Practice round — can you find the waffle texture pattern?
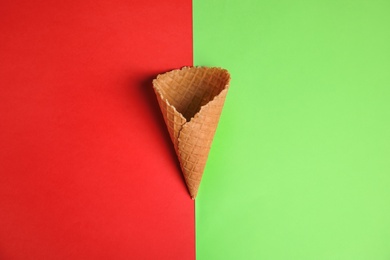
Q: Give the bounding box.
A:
[153,67,230,199]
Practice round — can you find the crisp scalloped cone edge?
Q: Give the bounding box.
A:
[152,67,230,199]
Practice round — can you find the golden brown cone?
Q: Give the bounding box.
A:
[152,67,230,199]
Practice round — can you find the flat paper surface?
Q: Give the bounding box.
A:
[0,1,194,259]
[194,0,390,259]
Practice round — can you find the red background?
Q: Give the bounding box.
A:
[0,0,194,259]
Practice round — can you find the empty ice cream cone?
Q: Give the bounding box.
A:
[152,66,230,199]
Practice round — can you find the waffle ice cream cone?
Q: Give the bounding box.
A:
[152,67,230,199]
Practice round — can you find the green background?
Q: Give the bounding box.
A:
[194,0,390,259]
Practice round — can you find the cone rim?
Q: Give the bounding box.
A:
[152,66,230,124]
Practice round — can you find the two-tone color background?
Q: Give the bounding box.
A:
[1,0,389,259]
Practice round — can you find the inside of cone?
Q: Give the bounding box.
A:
[154,67,230,121]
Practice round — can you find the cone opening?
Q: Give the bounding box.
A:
[153,67,230,122]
